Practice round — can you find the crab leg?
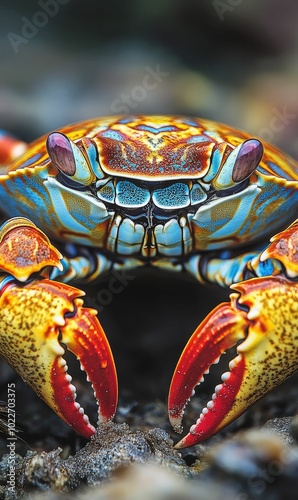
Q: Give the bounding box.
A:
[0,218,118,439]
[169,276,298,448]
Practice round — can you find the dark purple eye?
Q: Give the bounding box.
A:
[232,139,263,183]
[46,132,76,176]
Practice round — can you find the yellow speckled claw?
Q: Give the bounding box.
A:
[0,219,118,439]
[169,276,298,448]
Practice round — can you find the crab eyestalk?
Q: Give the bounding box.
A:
[0,218,118,438]
[168,276,298,449]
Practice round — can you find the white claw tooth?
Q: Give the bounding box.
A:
[207,401,214,409]
[202,407,208,415]
[59,358,67,367]
[190,425,196,434]
[229,359,236,370]
[74,402,80,410]
[64,364,69,372]
[213,357,220,364]
[199,376,205,383]
[66,374,72,382]
[247,306,260,320]
[69,384,76,394]
[215,384,223,393]
[79,407,84,415]
[229,354,242,370]
[200,413,203,420]
[221,372,231,382]
[204,368,210,375]
[191,389,196,396]
[212,393,217,400]
[83,415,90,423]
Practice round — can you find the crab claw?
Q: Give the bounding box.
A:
[0,218,118,439]
[168,276,298,448]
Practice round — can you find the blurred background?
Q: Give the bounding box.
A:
[1,0,298,156]
[0,0,298,452]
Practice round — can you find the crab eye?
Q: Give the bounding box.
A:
[210,139,263,191]
[47,132,96,186]
[232,139,263,183]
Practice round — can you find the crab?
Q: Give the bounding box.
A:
[0,115,297,448]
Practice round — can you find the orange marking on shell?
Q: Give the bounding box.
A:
[94,133,214,180]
